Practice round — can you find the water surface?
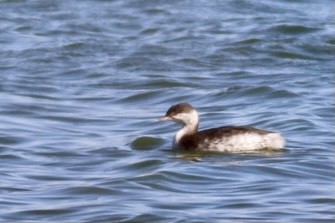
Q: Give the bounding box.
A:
[0,0,334,222]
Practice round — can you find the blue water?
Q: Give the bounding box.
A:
[0,0,334,222]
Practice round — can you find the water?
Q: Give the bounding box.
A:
[0,0,334,222]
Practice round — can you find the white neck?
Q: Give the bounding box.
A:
[174,125,192,145]
[172,110,199,146]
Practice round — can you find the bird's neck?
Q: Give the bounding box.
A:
[174,123,198,145]
[173,109,199,146]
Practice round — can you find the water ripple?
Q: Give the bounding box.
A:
[0,0,334,222]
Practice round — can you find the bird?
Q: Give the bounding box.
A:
[160,102,285,152]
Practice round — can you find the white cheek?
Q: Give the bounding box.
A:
[173,110,198,126]
[173,113,188,121]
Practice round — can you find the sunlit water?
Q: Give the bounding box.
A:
[0,0,334,222]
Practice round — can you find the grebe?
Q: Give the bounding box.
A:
[160,103,285,152]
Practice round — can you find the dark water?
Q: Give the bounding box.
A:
[1,0,334,222]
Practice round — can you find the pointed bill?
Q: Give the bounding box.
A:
[159,116,172,121]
